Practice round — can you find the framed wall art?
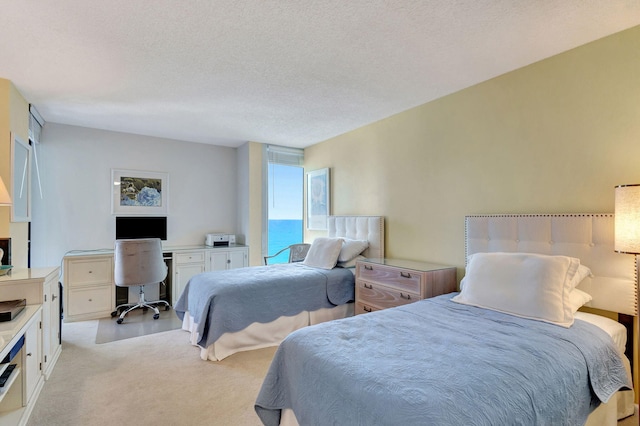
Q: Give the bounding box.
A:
[111,169,168,215]
[307,168,330,230]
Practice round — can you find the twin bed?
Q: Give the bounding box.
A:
[254,214,637,426]
[174,215,384,361]
[173,213,636,425]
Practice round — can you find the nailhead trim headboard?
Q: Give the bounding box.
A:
[465,214,638,316]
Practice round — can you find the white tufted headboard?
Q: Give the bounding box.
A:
[328,216,385,259]
[465,214,638,316]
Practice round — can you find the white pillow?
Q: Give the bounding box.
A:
[338,239,369,262]
[303,238,344,270]
[452,252,581,327]
[568,288,592,313]
[570,264,592,289]
[337,255,365,269]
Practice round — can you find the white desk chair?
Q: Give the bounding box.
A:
[112,238,170,324]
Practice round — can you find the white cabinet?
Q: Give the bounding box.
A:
[0,267,60,383]
[42,272,61,379]
[23,314,41,405]
[173,251,206,303]
[209,246,247,271]
[174,246,248,301]
[0,304,45,426]
[63,255,114,322]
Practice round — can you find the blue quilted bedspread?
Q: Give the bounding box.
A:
[174,263,354,348]
[255,293,632,426]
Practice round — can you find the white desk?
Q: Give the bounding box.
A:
[62,244,249,322]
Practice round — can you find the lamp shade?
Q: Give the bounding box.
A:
[0,176,11,206]
[614,184,640,254]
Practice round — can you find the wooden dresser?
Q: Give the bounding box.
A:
[355,258,457,314]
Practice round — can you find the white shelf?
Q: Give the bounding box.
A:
[0,366,21,404]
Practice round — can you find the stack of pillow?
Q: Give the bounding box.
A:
[302,237,369,270]
[452,252,593,327]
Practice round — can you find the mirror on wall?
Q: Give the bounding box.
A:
[11,134,31,222]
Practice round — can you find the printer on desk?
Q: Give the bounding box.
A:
[205,233,236,247]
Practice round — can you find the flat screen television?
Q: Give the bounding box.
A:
[115,216,167,241]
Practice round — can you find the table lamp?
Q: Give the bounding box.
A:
[614,184,640,406]
[615,184,640,255]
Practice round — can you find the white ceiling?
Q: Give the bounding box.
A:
[1,1,638,149]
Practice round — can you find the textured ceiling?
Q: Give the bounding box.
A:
[1,1,639,148]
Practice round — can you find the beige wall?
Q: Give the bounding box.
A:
[305,25,640,275]
[0,78,30,267]
[304,25,640,403]
[0,80,11,239]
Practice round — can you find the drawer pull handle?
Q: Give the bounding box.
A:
[363,306,372,312]
[400,293,411,300]
[363,283,373,289]
[364,265,373,270]
[400,272,412,279]
[52,295,57,301]
[88,298,93,302]
[88,271,93,274]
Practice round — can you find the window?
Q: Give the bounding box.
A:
[264,145,304,264]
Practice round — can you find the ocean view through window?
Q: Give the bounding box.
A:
[267,163,303,264]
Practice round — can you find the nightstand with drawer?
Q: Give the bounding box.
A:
[355,258,457,314]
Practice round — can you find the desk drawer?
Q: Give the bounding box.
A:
[67,286,113,316]
[356,280,419,310]
[175,252,205,264]
[357,263,422,294]
[67,258,112,287]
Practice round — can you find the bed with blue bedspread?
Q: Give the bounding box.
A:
[174,263,354,353]
[175,215,385,361]
[255,293,631,426]
[255,214,638,426]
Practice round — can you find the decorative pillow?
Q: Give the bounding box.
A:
[452,252,582,327]
[338,239,369,262]
[568,288,592,313]
[570,264,592,289]
[337,255,365,269]
[303,238,344,270]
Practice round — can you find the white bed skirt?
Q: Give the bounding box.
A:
[181,303,354,361]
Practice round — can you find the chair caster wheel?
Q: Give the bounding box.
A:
[164,305,170,311]
[153,313,160,320]
[111,311,118,317]
[116,318,124,324]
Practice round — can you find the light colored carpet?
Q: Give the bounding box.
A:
[27,320,277,426]
[95,307,183,344]
[26,319,640,426]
